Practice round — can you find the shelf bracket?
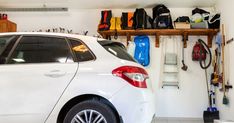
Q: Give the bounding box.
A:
[155,33,160,47]
[207,34,214,48]
[126,33,131,46]
[98,29,219,48]
[182,32,188,48]
[101,33,108,39]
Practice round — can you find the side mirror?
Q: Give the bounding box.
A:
[0,57,7,64]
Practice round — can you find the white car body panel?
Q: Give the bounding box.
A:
[0,32,156,123]
[0,63,78,123]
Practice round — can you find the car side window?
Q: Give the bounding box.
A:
[69,39,95,62]
[8,36,74,64]
[0,35,19,64]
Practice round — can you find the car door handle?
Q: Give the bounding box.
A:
[44,70,66,78]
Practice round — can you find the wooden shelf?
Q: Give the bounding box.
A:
[0,20,17,33]
[98,29,219,48]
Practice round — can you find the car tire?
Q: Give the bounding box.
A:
[63,99,118,123]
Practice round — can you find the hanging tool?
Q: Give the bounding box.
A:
[67,30,73,34]
[211,48,221,86]
[220,24,229,105]
[198,39,212,69]
[192,38,212,70]
[203,60,220,123]
[205,61,219,112]
[53,28,58,32]
[222,33,233,97]
[226,38,234,44]
[193,38,219,122]
[211,32,223,85]
[83,31,88,35]
[59,27,65,33]
[181,37,188,71]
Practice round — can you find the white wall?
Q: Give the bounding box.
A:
[7,9,101,35]
[6,7,213,118]
[216,0,234,121]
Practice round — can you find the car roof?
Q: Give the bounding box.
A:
[0,32,96,40]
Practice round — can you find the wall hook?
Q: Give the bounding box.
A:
[226,38,234,44]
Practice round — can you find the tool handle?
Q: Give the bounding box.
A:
[221,24,226,93]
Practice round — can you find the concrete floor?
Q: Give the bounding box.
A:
[154,118,203,123]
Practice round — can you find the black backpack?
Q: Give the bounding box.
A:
[132,8,152,29]
[121,12,134,30]
[98,10,112,31]
[152,4,173,29]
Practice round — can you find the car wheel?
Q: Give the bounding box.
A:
[63,99,118,123]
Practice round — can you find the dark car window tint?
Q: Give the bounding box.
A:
[69,39,95,62]
[0,36,18,56]
[0,36,19,64]
[98,41,136,62]
[8,36,73,64]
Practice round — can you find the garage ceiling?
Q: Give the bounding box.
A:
[0,0,217,9]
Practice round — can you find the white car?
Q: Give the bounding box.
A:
[0,32,155,123]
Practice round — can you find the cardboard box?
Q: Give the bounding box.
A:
[214,120,234,123]
[174,22,190,29]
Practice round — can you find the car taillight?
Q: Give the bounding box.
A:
[112,66,149,88]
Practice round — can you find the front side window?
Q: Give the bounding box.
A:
[8,36,73,64]
[69,39,95,62]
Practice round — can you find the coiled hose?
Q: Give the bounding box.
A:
[198,39,212,69]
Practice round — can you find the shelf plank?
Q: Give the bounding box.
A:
[98,29,219,48]
[0,20,17,32]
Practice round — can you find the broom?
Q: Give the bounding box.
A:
[221,24,229,105]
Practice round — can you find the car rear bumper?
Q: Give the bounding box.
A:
[109,85,156,123]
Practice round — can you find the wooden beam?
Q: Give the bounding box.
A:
[98,29,219,48]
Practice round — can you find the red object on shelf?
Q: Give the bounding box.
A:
[2,14,8,20]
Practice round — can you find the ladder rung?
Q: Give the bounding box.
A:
[162,82,180,89]
[162,81,179,85]
[163,71,179,73]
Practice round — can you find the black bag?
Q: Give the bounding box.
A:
[145,15,153,29]
[152,4,173,29]
[192,8,210,21]
[98,10,112,31]
[175,16,190,23]
[132,8,152,29]
[192,8,210,15]
[121,12,134,30]
[153,4,170,19]
[208,14,220,29]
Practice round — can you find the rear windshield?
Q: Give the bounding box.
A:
[98,41,136,62]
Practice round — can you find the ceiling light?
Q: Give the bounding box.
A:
[0,7,68,12]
